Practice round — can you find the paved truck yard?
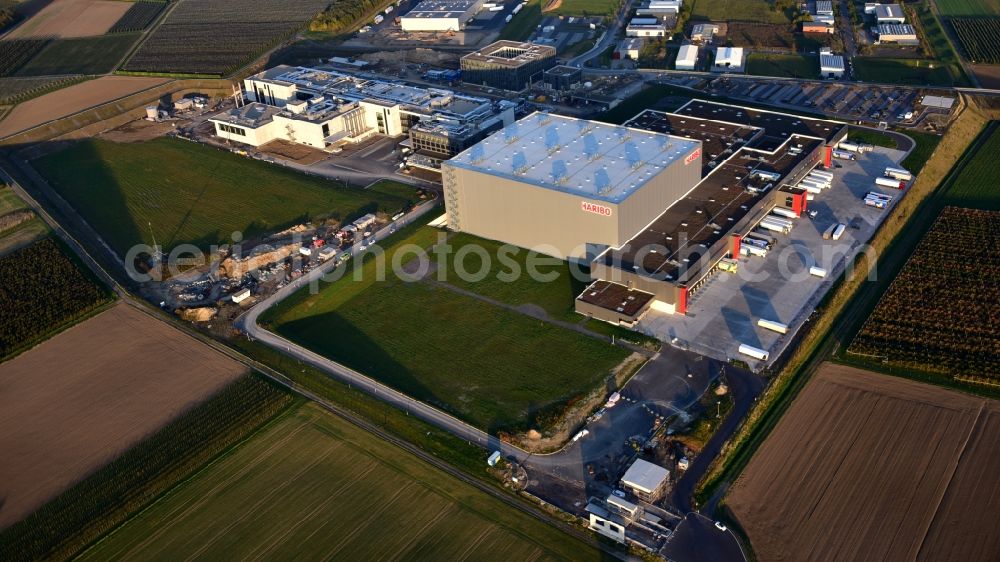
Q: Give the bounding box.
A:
[637,144,907,369]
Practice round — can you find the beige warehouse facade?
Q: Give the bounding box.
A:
[442,113,703,261]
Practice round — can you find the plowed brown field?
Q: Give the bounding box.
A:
[728,363,1000,562]
[0,303,245,529]
[6,0,131,39]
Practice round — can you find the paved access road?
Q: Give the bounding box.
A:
[662,513,747,562]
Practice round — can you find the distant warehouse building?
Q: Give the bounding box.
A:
[675,44,698,70]
[442,112,703,262]
[460,41,557,90]
[626,21,667,37]
[875,23,918,44]
[820,50,845,78]
[400,0,483,31]
[874,3,905,23]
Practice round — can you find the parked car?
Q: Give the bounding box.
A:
[715,521,728,532]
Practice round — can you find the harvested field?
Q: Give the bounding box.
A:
[0,76,167,139]
[0,302,246,529]
[727,363,1000,562]
[78,402,602,561]
[971,63,1000,88]
[14,33,139,77]
[6,0,132,39]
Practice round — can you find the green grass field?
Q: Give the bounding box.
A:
[78,402,602,561]
[266,224,630,431]
[15,34,140,77]
[852,57,954,86]
[33,138,417,255]
[437,233,588,321]
[942,122,1000,208]
[500,0,543,40]
[548,0,620,16]
[0,187,48,257]
[690,0,791,24]
[910,2,970,86]
[935,0,999,17]
[900,129,941,174]
[745,53,819,79]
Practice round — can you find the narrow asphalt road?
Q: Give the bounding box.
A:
[669,365,765,514]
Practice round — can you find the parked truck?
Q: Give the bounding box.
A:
[757,318,789,334]
[772,206,799,219]
[884,167,912,181]
[832,149,856,160]
[875,177,905,190]
[374,14,384,24]
[738,343,769,361]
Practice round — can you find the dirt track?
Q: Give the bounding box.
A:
[0,76,167,139]
[0,303,245,529]
[728,363,1000,562]
[5,0,131,39]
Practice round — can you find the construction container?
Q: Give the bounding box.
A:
[757,318,789,334]
[738,343,769,361]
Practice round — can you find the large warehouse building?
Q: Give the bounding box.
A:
[442,112,703,261]
[210,65,514,164]
[443,100,848,321]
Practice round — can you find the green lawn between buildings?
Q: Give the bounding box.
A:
[745,53,820,79]
[852,57,955,86]
[32,138,418,255]
[264,223,632,432]
[690,0,792,24]
[77,402,603,561]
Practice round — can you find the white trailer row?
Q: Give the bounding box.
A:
[884,166,912,181]
[822,223,847,240]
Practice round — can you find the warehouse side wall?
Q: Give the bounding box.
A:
[443,164,623,261]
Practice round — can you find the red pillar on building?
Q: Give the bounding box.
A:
[677,287,688,315]
[792,191,807,216]
[730,234,742,258]
[823,145,833,168]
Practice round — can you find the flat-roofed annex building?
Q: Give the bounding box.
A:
[460,41,557,91]
[442,112,703,261]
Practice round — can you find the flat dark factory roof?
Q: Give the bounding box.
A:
[624,110,761,174]
[578,280,655,316]
[600,134,824,283]
[674,100,845,152]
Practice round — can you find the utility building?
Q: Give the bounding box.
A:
[620,459,670,503]
[442,112,703,262]
[675,44,698,70]
[460,41,557,91]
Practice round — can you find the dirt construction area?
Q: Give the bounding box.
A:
[5,0,132,38]
[0,303,246,529]
[0,76,167,139]
[727,363,1000,562]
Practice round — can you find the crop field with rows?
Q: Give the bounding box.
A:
[0,40,48,76]
[848,207,1000,381]
[951,18,1000,64]
[108,1,166,33]
[122,0,332,76]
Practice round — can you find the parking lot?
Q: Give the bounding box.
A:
[636,145,907,370]
[657,75,955,133]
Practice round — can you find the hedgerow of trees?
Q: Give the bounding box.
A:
[0,238,110,357]
[310,0,393,33]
